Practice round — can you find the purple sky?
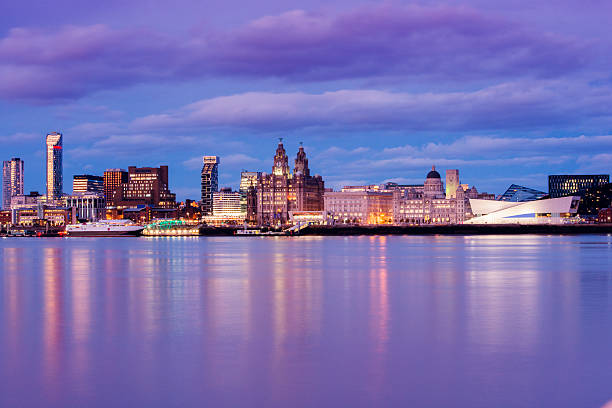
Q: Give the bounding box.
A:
[2,0,612,199]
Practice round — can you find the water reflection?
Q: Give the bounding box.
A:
[0,236,611,407]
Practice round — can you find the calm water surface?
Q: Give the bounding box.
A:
[1,235,612,407]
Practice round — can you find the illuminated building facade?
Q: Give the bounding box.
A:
[112,166,176,209]
[324,189,394,224]
[445,169,460,199]
[256,141,324,226]
[577,183,612,215]
[46,132,63,201]
[65,193,106,221]
[73,174,104,195]
[12,204,75,226]
[548,174,609,198]
[598,208,612,223]
[103,169,128,206]
[2,157,24,209]
[201,156,219,215]
[393,167,472,224]
[240,171,261,217]
[203,188,244,225]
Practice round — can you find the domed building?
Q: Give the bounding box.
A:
[392,166,472,224]
[424,166,445,199]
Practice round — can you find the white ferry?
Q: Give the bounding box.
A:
[65,220,144,237]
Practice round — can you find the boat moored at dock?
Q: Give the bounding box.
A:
[65,220,144,237]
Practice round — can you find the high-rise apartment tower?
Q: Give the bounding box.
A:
[46,132,63,201]
[2,157,24,209]
[201,156,220,215]
[104,169,128,206]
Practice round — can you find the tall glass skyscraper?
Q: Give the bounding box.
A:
[46,132,63,201]
[2,157,24,209]
[201,156,219,215]
[240,171,261,216]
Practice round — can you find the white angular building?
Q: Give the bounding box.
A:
[465,196,581,224]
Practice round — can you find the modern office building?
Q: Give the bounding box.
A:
[498,184,547,202]
[46,132,63,201]
[203,188,244,225]
[103,169,128,206]
[466,196,580,224]
[201,156,219,215]
[577,183,612,215]
[73,174,104,195]
[239,171,261,216]
[548,174,609,198]
[2,157,24,209]
[112,166,176,209]
[256,141,325,226]
[598,208,612,223]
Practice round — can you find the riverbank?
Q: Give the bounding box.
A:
[299,224,612,235]
[4,224,612,237]
[196,224,612,236]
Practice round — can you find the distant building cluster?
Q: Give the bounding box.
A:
[1,134,612,228]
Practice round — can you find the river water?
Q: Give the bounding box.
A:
[1,235,612,407]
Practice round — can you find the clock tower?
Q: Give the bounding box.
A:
[272,138,290,176]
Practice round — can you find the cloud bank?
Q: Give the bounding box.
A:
[0,4,589,101]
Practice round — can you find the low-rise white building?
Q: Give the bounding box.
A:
[465,196,581,224]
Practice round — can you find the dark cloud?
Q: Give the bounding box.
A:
[0,4,590,102]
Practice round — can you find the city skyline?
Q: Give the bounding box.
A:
[1,133,611,205]
[2,1,612,200]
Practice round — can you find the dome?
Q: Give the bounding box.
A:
[426,165,441,179]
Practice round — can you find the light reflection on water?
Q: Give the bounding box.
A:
[1,235,612,407]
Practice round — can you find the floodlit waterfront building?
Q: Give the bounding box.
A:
[324,188,394,225]
[393,167,473,224]
[203,188,244,225]
[326,168,481,225]
[46,132,63,201]
[2,158,24,209]
[256,141,324,226]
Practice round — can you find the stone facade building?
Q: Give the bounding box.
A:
[393,167,470,224]
[255,141,324,226]
[324,189,394,225]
